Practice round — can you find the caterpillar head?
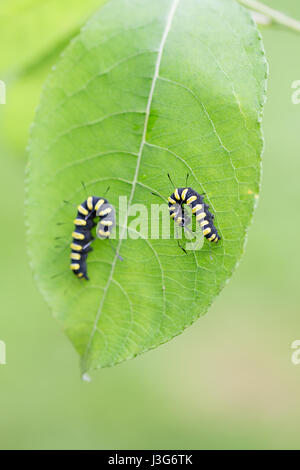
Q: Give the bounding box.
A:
[96,203,116,240]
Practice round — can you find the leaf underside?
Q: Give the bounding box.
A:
[26,0,267,372]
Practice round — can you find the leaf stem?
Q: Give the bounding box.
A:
[237,0,300,33]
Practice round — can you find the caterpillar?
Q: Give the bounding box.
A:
[168,187,220,243]
[70,196,116,280]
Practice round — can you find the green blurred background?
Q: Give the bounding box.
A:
[0,0,299,450]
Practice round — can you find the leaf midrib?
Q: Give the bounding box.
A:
[82,0,180,368]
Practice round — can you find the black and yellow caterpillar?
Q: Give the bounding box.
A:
[70,196,115,280]
[168,187,220,243]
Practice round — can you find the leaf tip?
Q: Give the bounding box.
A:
[81,372,92,383]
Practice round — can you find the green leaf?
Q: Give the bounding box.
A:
[26,0,267,373]
[1,54,56,155]
[0,0,107,154]
[0,0,107,77]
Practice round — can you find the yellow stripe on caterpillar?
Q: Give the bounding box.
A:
[187,195,197,205]
[70,264,80,271]
[214,237,219,243]
[170,212,176,218]
[203,227,211,236]
[74,218,87,226]
[100,220,113,227]
[174,189,180,200]
[78,273,84,278]
[99,207,112,216]
[200,220,209,227]
[72,232,85,240]
[98,229,109,237]
[77,205,88,216]
[70,253,81,260]
[192,204,203,213]
[196,212,206,221]
[87,197,93,211]
[70,243,82,251]
[181,188,188,200]
[95,199,105,211]
[168,197,176,204]
[208,234,216,241]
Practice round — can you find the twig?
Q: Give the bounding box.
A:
[250,11,272,26]
[238,0,300,33]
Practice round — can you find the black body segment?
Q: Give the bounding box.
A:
[70,196,116,280]
[168,187,220,243]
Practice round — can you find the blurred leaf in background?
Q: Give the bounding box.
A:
[0,0,107,154]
